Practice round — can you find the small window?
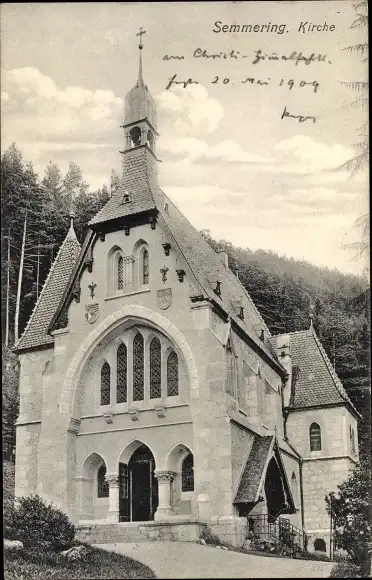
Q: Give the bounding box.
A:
[167,351,179,396]
[182,454,194,492]
[150,337,161,399]
[142,248,149,285]
[133,333,144,401]
[97,464,109,498]
[116,343,127,403]
[310,422,321,452]
[117,255,124,290]
[101,362,111,406]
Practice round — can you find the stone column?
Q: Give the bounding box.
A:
[106,473,120,523]
[154,470,177,520]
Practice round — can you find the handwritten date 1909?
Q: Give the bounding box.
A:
[165,74,319,94]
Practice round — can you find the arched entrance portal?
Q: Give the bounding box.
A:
[119,445,159,522]
[264,457,287,522]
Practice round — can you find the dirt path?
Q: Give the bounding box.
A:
[98,541,334,578]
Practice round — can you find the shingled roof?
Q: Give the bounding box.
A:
[89,146,157,226]
[152,187,282,368]
[235,435,273,503]
[15,224,81,353]
[269,329,355,410]
[54,143,283,371]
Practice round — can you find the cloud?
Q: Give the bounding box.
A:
[275,135,354,172]
[1,67,123,149]
[156,84,224,134]
[1,91,10,104]
[159,136,269,164]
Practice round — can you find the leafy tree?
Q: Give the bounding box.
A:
[325,458,371,576]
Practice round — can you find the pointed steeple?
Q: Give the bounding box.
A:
[137,27,145,87]
[123,28,157,140]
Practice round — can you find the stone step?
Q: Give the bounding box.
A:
[76,521,205,544]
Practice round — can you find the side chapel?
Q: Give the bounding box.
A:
[14,34,359,551]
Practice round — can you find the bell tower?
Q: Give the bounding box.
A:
[122,28,158,154]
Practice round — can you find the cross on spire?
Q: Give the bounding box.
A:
[137,26,146,49]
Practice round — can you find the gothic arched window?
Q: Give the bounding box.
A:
[142,248,149,285]
[97,464,109,498]
[310,422,321,452]
[167,351,179,396]
[182,454,194,492]
[130,126,141,147]
[117,254,124,290]
[116,343,127,403]
[101,362,111,406]
[133,333,144,401]
[150,337,161,399]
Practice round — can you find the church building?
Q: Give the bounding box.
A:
[14,36,359,552]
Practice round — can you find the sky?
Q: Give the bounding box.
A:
[1,1,369,276]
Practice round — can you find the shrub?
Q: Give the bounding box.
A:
[310,550,331,561]
[5,494,75,551]
[199,525,222,546]
[333,550,351,562]
[329,561,362,578]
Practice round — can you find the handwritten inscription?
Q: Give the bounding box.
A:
[166,74,319,94]
[163,49,332,65]
[281,106,316,124]
[163,47,327,123]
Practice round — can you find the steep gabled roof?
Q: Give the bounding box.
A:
[89,146,157,227]
[153,187,282,370]
[234,435,295,514]
[14,224,81,353]
[48,148,284,373]
[235,435,273,503]
[269,328,356,412]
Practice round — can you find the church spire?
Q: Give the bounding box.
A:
[136,26,146,87]
[123,28,158,152]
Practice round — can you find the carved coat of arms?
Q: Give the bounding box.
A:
[157,288,172,310]
[85,303,100,324]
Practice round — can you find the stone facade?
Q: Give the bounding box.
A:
[14,41,359,551]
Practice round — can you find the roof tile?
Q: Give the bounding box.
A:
[235,435,273,503]
[15,226,81,352]
[269,329,353,409]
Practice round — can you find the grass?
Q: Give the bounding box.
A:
[4,544,156,579]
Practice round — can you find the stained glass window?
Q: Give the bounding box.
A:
[167,351,179,396]
[182,454,194,492]
[101,362,111,406]
[310,422,321,451]
[116,343,127,403]
[150,337,161,399]
[97,464,109,498]
[133,333,144,401]
[143,249,149,284]
[117,255,124,290]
